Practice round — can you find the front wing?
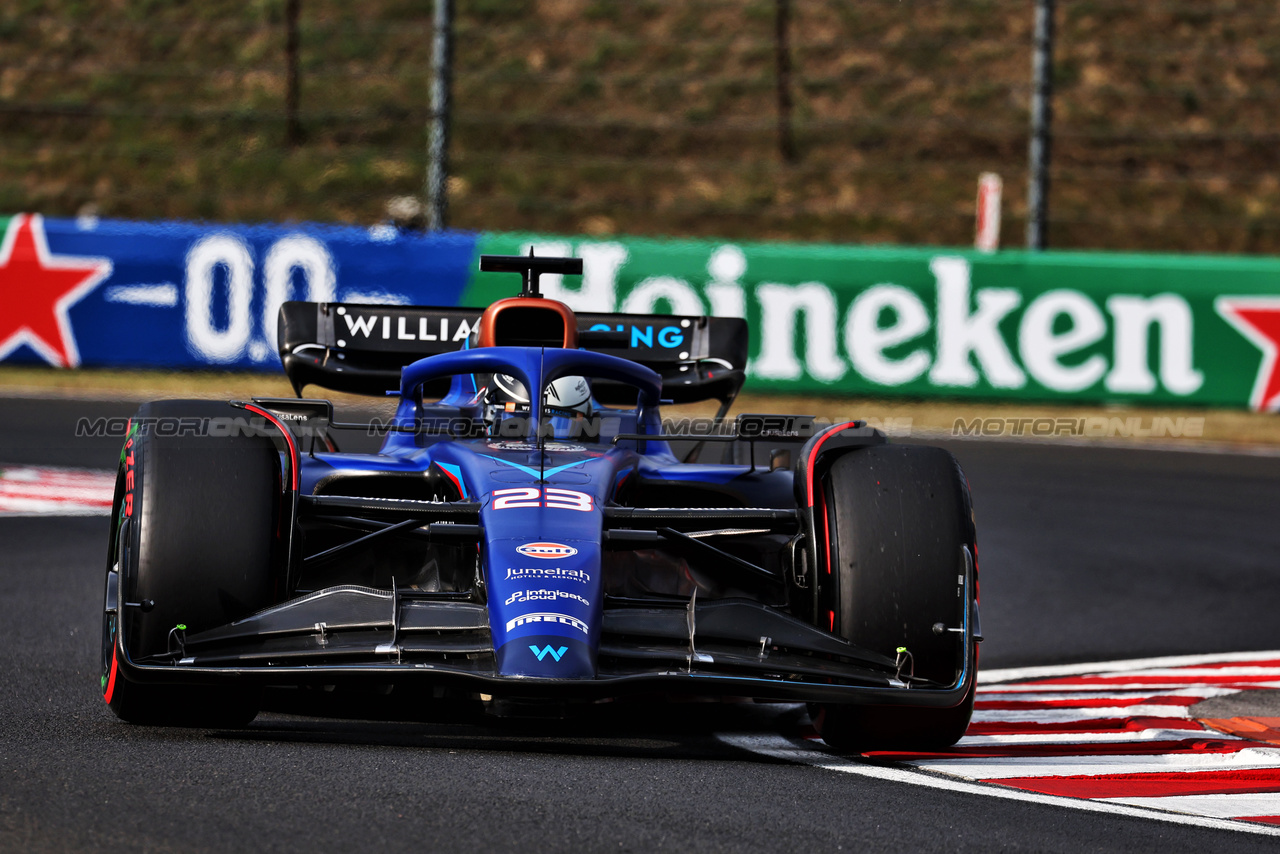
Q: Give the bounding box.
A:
[108,545,977,709]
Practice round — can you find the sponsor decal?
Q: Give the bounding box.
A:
[515,542,579,560]
[265,409,309,422]
[491,487,594,512]
[506,566,590,583]
[529,644,568,662]
[587,322,686,350]
[750,257,1208,395]
[497,239,1227,404]
[123,428,136,517]
[505,589,590,607]
[505,612,590,635]
[335,307,477,345]
[735,413,821,439]
[487,440,587,453]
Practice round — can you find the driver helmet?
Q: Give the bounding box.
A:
[487,373,593,419]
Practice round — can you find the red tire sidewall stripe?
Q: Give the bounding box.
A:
[244,404,300,492]
[103,643,119,704]
[804,421,861,507]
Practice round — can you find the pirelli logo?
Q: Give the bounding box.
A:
[505,612,589,635]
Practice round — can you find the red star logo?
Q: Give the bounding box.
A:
[1216,296,1280,412]
[0,214,113,368]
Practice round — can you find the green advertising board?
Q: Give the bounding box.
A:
[465,233,1280,411]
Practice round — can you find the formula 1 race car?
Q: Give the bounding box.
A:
[100,254,980,750]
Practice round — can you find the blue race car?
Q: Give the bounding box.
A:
[101,254,980,749]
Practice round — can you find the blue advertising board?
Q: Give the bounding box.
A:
[0,213,477,370]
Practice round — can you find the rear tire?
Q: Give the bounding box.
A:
[102,400,281,726]
[814,444,977,751]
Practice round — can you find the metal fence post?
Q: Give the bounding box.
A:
[775,0,797,163]
[1027,0,1054,250]
[285,0,301,148]
[426,0,453,232]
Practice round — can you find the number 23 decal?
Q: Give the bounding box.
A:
[491,487,594,512]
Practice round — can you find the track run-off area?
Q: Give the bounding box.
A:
[724,652,1280,838]
[4,396,1280,852]
[0,465,114,516]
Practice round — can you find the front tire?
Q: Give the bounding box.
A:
[102,400,282,726]
[814,444,978,751]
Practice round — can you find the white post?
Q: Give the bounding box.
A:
[975,173,1003,253]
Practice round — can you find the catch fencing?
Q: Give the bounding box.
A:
[6,2,1280,252]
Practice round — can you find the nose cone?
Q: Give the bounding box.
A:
[486,539,603,680]
[467,443,617,681]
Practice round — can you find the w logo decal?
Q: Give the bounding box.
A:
[529,644,568,662]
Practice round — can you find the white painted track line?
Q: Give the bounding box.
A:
[719,651,1280,837]
[716,732,1280,838]
[1099,792,1280,819]
[903,748,1280,779]
[980,650,1280,684]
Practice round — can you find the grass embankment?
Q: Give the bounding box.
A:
[2,365,1275,450]
[5,2,1280,251]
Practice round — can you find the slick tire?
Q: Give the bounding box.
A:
[102,400,281,727]
[813,444,978,752]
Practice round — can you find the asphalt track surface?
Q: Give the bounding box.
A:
[3,396,1280,852]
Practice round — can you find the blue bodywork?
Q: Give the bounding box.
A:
[103,275,979,736]
[297,344,761,681]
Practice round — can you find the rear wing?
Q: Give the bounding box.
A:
[277,301,748,405]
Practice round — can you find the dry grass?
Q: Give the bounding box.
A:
[5,2,1280,250]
